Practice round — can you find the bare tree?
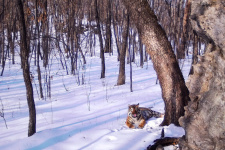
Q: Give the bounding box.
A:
[35,0,44,99]
[122,0,190,126]
[189,31,199,75]
[104,0,112,54]
[17,0,36,137]
[95,0,105,78]
[117,10,129,85]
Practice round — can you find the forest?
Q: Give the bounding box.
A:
[0,0,224,149]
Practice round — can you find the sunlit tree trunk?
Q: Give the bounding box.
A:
[179,1,225,148]
[122,0,190,126]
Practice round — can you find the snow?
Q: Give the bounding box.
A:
[0,53,191,150]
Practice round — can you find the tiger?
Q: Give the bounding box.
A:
[126,103,164,129]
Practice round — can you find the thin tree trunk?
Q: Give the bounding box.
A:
[117,11,129,85]
[95,0,105,78]
[189,32,198,75]
[182,0,191,55]
[112,1,120,61]
[128,30,133,92]
[0,1,5,76]
[132,31,136,62]
[104,0,112,53]
[122,0,190,126]
[176,0,186,59]
[12,23,16,65]
[77,19,86,65]
[42,0,49,68]
[36,0,43,99]
[18,0,36,137]
[0,28,5,76]
[139,35,144,68]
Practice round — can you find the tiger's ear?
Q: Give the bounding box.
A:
[136,103,139,108]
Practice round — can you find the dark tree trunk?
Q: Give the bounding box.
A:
[18,0,36,137]
[132,31,136,62]
[117,11,129,85]
[42,0,49,68]
[122,0,190,126]
[104,0,112,53]
[95,0,105,78]
[77,19,86,65]
[128,30,133,92]
[11,23,16,64]
[112,1,121,61]
[182,0,191,41]
[0,28,5,76]
[35,0,43,99]
[189,32,198,75]
[181,0,192,58]
[176,0,186,59]
[139,35,144,68]
[0,1,5,76]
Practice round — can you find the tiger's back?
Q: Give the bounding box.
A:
[139,107,163,120]
[126,104,164,129]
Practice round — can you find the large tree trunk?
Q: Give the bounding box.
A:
[122,0,190,126]
[179,0,225,149]
[18,0,36,137]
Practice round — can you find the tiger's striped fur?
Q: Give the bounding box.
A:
[126,103,164,129]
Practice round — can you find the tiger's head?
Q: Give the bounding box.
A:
[128,103,140,118]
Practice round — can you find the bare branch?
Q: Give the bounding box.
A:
[0,98,8,129]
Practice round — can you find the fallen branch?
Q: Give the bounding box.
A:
[147,128,180,150]
[147,137,180,150]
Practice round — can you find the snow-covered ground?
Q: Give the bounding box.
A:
[0,52,191,150]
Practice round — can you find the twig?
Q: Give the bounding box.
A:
[62,75,69,91]
[0,98,8,129]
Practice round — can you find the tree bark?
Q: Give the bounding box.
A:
[179,1,225,149]
[35,0,43,99]
[128,30,133,92]
[104,0,112,53]
[139,35,144,68]
[122,0,190,126]
[18,0,36,137]
[117,11,129,85]
[42,0,49,68]
[180,0,192,59]
[95,0,105,78]
[189,32,198,75]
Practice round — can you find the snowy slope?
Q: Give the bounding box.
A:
[0,53,191,150]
